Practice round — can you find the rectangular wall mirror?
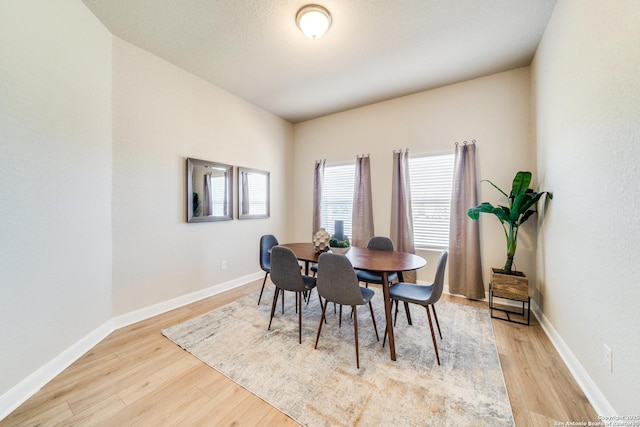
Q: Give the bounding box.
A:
[187,158,233,222]
[238,167,270,219]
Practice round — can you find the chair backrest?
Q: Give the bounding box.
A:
[259,234,279,271]
[430,250,449,303]
[316,253,365,306]
[366,236,394,251]
[270,246,305,292]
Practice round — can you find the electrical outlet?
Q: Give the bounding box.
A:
[603,344,612,372]
[220,260,227,270]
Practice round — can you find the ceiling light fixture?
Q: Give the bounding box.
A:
[296,4,332,39]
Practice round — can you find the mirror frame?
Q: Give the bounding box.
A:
[186,157,233,223]
[238,167,270,220]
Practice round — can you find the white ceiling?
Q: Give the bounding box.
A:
[82,0,557,123]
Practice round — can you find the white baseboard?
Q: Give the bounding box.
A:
[530,300,616,416]
[0,273,260,421]
[112,271,263,329]
[0,320,114,421]
[2,274,616,421]
[443,283,615,415]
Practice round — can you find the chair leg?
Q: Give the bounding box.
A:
[298,291,303,344]
[431,305,442,339]
[383,321,390,348]
[425,306,441,365]
[315,298,329,349]
[393,299,398,326]
[385,299,394,347]
[316,291,327,323]
[268,287,280,330]
[368,300,379,341]
[339,304,343,328]
[403,302,412,325]
[257,272,269,305]
[281,287,285,314]
[353,305,360,369]
[392,300,412,327]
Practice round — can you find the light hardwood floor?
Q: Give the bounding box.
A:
[1,280,598,426]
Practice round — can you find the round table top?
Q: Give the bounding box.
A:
[278,242,426,272]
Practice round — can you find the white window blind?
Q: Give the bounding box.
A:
[245,173,267,215]
[321,164,355,239]
[210,174,227,216]
[409,154,455,248]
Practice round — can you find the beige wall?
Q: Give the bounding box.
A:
[3,0,637,417]
[533,0,640,414]
[292,68,534,288]
[0,0,112,397]
[0,1,294,411]
[111,38,294,315]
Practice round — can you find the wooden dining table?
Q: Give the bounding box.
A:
[278,242,426,361]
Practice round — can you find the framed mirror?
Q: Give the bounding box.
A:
[186,158,233,222]
[238,167,270,219]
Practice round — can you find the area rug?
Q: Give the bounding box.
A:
[162,288,513,426]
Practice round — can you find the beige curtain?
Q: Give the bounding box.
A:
[449,142,484,299]
[312,159,325,238]
[203,174,212,216]
[390,149,416,283]
[351,155,374,247]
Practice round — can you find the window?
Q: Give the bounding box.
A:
[210,174,228,216]
[241,170,269,217]
[409,154,455,248]
[321,164,355,238]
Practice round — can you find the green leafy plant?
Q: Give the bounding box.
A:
[192,192,202,217]
[329,238,350,248]
[467,171,552,274]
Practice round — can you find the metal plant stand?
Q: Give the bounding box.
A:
[489,282,531,325]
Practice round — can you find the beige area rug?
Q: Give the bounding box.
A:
[162,288,513,426]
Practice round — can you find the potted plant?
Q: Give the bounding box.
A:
[329,237,351,254]
[192,192,202,217]
[467,171,552,303]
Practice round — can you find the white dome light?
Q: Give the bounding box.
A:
[296,5,332,39]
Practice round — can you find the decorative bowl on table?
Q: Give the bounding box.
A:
[329,236,351,255]
[330,246,350,255]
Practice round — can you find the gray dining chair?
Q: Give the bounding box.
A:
[356,236,399,287]
[258,234,279,305]
[386,250,448,365]
[314,252,379,369]
[259,235,302,309]
[268,246,318,344]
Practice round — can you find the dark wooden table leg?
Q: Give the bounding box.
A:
[381,272,396,361]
